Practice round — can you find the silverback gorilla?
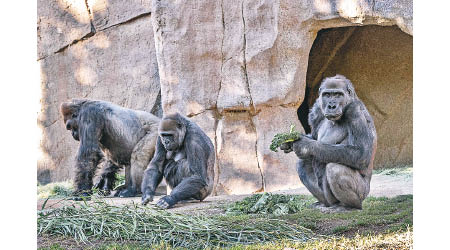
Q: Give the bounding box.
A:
[141,113,215,209]
[281,75,377,209]
[60,99,160,199]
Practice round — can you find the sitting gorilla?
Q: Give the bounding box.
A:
[141,113,215,209]
[282,75,377,209]
[60,99,160,199]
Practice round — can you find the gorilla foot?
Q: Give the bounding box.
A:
[314,203,360,213]
[311,201,327,209]
[71,196,91,201]
[97,189,111,196]
[156,196,176,209]
[118,188,138,198]
[70,190,92,201]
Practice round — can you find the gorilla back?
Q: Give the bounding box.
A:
[60,99,160,198]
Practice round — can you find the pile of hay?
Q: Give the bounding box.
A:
[38,199,316,248]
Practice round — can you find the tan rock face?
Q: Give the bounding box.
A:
[252,107,304,192]
[38,15,160,184]
[215,112,263,195]
[38,0,413,193]
[151,0,223,116]
[87,0,151,31]
[37,0,92,60]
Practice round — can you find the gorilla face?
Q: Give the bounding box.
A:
[320,89,346,121]
[159,118,186,151]
[65,115,80,141]
[319,79,351,121]
[160,132,178,151]
[61,101,85,141]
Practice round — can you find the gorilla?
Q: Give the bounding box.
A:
[60,99,160,199]
[141,113,215,209]
[281,75,377,209]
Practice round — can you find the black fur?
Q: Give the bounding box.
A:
[283,75,377,209]
[60,99,160,199]
[141,113,215,209]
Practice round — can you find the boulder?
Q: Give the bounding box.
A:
[151,0,223,116]
[215,111,263,195]
[252,106,305,192]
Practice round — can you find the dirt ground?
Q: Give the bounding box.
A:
[37,172,412,214]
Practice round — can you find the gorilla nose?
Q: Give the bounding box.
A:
[328,104,337,110]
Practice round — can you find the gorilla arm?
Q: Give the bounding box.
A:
[73,117,105,195]
[292,101,375,170]
[141,137,165,205]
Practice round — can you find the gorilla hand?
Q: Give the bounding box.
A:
[141,190,154,205]
[93,175,111,196]
[93,177,105,190]
[118,188,137,198]
[156,195,176,209]
[293,135,316,159]
[280,141,294,153]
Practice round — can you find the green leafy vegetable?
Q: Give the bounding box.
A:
[226,193,314,215]
[269,125,302,152]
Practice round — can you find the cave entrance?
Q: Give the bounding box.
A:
[298,25,413,167]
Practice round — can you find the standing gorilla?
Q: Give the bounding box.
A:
[141,113,215,209]
[60,99,160,199]
[281,75,377,209]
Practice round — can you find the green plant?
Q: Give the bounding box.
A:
[269,125,301,152]
[37,181,74,199]
[226,193,314,215]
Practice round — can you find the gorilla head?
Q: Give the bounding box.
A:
[60,99,87,141]
[158,114,187,151]
[318,75,356,121]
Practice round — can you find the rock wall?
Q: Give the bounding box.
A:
[38,0,413,194]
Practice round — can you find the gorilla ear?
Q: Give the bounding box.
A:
[346,84,356,98]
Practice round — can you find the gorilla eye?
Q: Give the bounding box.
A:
[71,113,77,118]
[323,93,330,97]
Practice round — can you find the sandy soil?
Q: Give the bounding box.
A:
[37,172,412,214]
